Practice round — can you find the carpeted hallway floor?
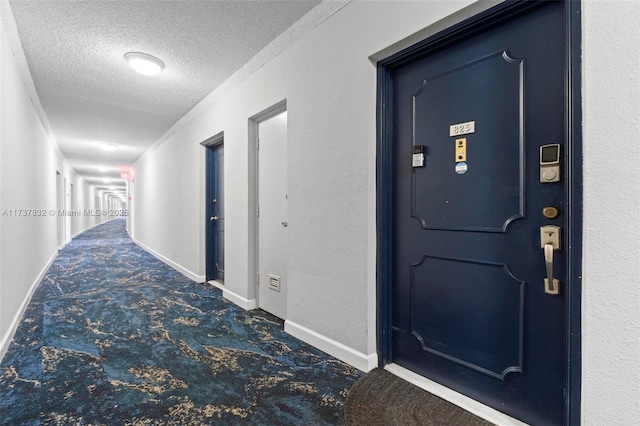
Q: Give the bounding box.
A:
[0,218,362,425]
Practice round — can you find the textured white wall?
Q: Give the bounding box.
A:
[70,174,97,237]
[582,1,640,424]
[1,19,56,340]
[132,0,477,357]
[0,19,4,335]
[132,123,204,280]
[0,18,97,351]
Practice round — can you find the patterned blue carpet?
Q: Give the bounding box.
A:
[0,218,362,425]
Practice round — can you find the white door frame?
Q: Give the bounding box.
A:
[248,100,288,312]
[56,171,65,248]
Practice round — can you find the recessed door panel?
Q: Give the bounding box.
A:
[412,51,523,232]
[386,3,569,425]
[410,255,523,379]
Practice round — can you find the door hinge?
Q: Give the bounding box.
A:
[256,138,259,150]
[257,205,260,217]
[257,273,260,284]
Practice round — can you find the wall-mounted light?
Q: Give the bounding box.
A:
[124,52,165,76]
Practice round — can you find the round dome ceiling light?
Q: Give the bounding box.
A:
[124,52,165,76]
[100,143,118,151]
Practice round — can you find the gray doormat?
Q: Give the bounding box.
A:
[345,368,495,426]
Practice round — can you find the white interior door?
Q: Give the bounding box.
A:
[258,110,288,319]
[126,179,133,234]
[56,171,65,247]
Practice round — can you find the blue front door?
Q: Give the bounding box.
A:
[384,2,576,425]
[206,143,224,282]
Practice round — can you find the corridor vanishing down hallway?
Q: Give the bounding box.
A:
[0,218,361,425]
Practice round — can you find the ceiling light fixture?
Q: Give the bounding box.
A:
[100,143,118,151]
[124,52,165,76]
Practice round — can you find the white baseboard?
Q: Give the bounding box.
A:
[132,238,205,283]
[284,320,377,372]
[385,364,528,426]
[0,249,58,362]
[222,288,257,310]
[71,220,102,239]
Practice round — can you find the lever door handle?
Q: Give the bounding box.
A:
[210,216,218,221]
[544,244,555,293]
[540,225,560,295]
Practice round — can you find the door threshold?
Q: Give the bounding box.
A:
[384,364,528,426]
[207,280,224,291]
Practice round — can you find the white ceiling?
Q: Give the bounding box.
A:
[6,0,321,191]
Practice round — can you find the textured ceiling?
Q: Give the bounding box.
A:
[6,0,321,190]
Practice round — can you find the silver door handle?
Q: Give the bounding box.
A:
[540,225,560,295]
[210,216,218,221]
[544,244,555,293]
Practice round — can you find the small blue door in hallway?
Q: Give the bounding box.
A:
[378,2,581,425]
[206,142,224,282]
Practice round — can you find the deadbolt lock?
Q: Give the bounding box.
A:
[542,206,559,219]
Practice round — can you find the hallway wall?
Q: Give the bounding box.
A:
[70,174,99,238]
[0,18,97,353]
[132,0,640,423]
[582,1,640,424]
[132,0,483,369]
[132,123,203,282]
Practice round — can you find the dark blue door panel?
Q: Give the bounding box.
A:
[411,51,524,232]
[389,3,566,425]
[206,144,224,282]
